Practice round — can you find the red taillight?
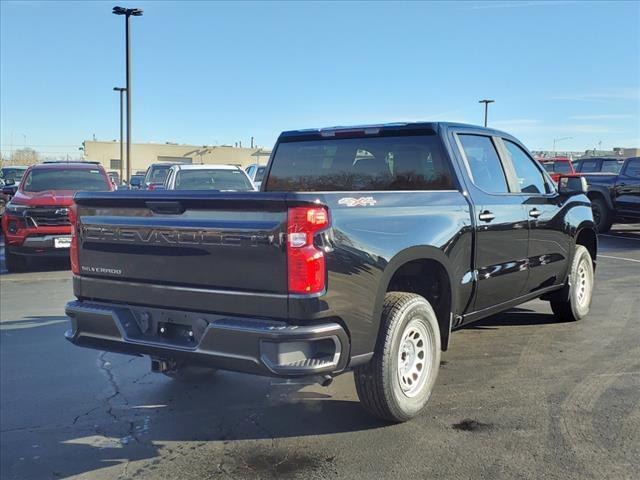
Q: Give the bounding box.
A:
[287,206,329,294]
[69,203,80,275]
[148,184,155,190]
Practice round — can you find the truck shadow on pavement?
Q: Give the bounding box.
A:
[464,307,562,330]
[39,375,388,479]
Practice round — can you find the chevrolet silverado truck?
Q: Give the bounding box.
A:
[65,122,597,422]
[2,162,113,272]
[578,156,640,233]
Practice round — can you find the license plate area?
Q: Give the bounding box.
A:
[54,237,71,248]
[157,321,196,346]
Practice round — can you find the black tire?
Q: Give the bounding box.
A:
[5,247,27,273]
[550,245,594,322]
[163,362,217,382]
[590,197,612,233]
[354,292,441,422]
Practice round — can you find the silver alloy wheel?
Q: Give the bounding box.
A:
[575,258,593,308]
[397,318,433,398]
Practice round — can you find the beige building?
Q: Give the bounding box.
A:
[82,140,272,179]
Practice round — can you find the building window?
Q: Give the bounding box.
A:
[110,159,122,170]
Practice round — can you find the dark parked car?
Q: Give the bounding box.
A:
[143,162,175,189]
[579,156,640,232]
[65,122,596,422]
[573,157,624,174]
[0,166,29,203]
[129,174,144,189]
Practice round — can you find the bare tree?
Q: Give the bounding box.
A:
[11,148,39,165]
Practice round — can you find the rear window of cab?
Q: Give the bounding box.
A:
[265,134,455,191]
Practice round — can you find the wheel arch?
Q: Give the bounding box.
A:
[372,246,456,353]
[575,226,598,266]
[586,186,614,210]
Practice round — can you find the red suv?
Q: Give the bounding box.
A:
[1,162,113,272]
[539,157,576,183]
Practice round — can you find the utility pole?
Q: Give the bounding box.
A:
[478,99,495,127]
[113,6,143,183]
[113,87,126,183]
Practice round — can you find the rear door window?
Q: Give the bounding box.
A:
[265,134,455,191]
[579,160,598,173]
[458,134,509,193]
[602,160,623,173]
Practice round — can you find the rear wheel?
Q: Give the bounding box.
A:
[5,247,28,273]
[354,292,441,422]
[590,197,612,233]
[550,245,594,322]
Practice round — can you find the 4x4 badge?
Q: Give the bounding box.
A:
[338,196,377,207]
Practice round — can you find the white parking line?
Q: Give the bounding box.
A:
[600,234,640,242]
[599,255,640,264]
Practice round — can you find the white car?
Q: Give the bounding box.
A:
[163,164,256,191]
[244,164,266,190]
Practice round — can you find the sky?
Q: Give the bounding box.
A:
[1,0,639,158]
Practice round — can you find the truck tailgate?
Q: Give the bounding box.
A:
[74,191,289,297]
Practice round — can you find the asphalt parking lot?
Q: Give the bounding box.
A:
[1,226,639,480]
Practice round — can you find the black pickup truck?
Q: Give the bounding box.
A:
[65,122,597,422]
[579,156,640,232]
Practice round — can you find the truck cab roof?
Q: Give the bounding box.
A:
[279,121,511,140]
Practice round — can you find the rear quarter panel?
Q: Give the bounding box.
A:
[288,191,473,356]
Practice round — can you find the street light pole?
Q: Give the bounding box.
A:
[478,99,495,127]
[113,87,126,183]
[552,136,572,156]
[113,6,143,183]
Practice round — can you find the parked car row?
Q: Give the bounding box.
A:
[535,156,639,232]
[2,143,637,274]
[0,160,263,271]
[111,162,262,191]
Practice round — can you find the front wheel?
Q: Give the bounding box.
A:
[550,245,594,322]
[354,292,441,422]
[591,197,612,233]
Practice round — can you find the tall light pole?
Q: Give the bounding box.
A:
[113,6,143,183]
[113,87,126,183]
[552,136,572,156]
[478,99,495,127]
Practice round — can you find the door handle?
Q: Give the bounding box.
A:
[146,201,185,214]
[529,208,543,218]
[479,210,495,222]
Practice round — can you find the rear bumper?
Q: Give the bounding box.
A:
[65,300,350,377]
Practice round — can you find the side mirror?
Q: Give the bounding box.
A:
[558,175,587,195]
[2,185,18,197]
